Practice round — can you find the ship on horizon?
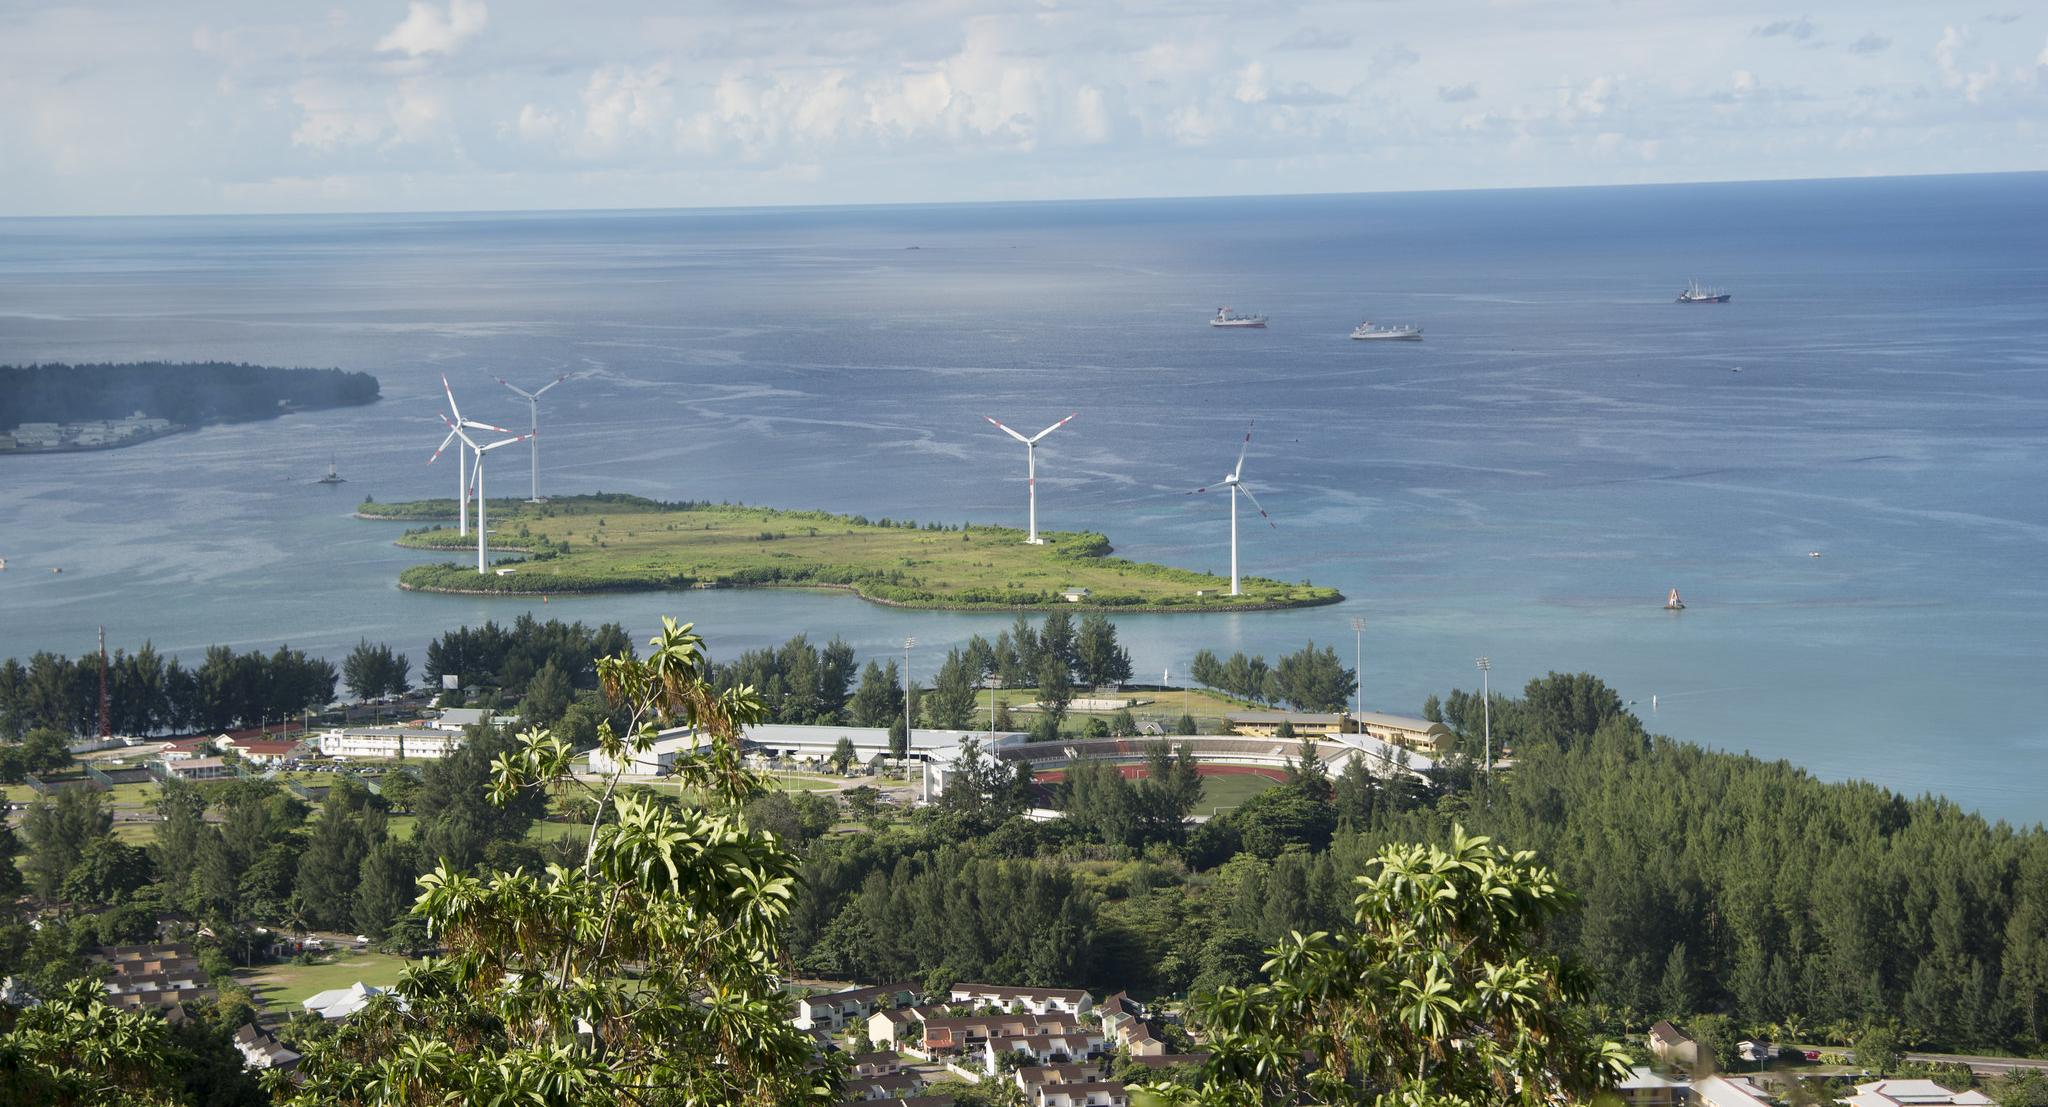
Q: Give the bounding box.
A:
[1676,280,1731,303]
[1351,321,1423,341]
[1211,307,1267,328]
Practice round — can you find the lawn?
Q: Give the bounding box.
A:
[976,686,1260,735]
[236,950,414,1011]
[1194,772,1279,816]
[367,495,1339,612]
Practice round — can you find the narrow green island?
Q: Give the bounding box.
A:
[1,361,380,453]
[361,493,1341,612]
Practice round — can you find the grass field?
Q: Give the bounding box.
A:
[366,495,1339,612]
[236,950,414,1010]
[1194,772,1279,816]
[976,685,1263,735]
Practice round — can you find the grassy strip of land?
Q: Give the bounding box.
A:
[365,494,1340,612]
[235,951,413,1009]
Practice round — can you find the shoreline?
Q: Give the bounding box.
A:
[395,575,1344,613]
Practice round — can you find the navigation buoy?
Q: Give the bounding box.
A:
[1665,588,1685,611]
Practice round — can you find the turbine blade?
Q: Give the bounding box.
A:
[442,374,462,422]
[1028,412,1078,443]
[478,433,531,453]
[984,416,1030,445]
[1186,485,1212,495]
[1237,483,1277,528]
[1233,420,1254,480]
[462,418,517,435]
[428,427,459,464]
[495,377,537,400]
[442,413,478,449]
[532,372,571,397]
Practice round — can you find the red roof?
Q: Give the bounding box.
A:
[231,739,303,756]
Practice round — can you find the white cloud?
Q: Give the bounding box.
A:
[1438,83,1478,103]
[582,62,673,149]
[1934,25,2000,103]
[290,80,387,150]
[376,0,487,57]
[1275,27,1353,52]
[2038,37,2048,67]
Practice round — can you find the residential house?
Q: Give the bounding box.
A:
[981,1029,1106,1074]
[919,1012,1082,1056]
[1843,1081,1995,1107]
[844,1052,902,1078]
[1035,1083,1129,1107]
[1649,1020,1700,1069]
[794,983,922,1031]
[950,983,1095,1017]
[1693,1075,1777,1107]
[1619,1066,1691,1107]
[843,1071,925,1101]
[867,1005,938,1049]
[1015,1065,1097,1097]
[92,944,214,1011]
[232,1024,302,1072]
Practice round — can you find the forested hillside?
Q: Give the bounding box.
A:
[783,672,2048,1055]
[0,361,378,431]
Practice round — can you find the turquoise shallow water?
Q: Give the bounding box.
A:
[1,174,2045,823]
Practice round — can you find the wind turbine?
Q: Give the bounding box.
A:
[433,375,514,536]
[1188,421,1275,596]
[494,371,572,502]
[984,413,1076,544]
[440,414,530,574]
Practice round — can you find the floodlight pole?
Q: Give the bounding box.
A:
[903,636,916,761]
[1476,657,1492,786]
[1351,617,1366,723]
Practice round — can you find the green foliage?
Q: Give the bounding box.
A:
[0,977,250,1106]
[711,633,856,725]
[1142,828,1628,1107]
[342,639,411,701]
[282,617,835,1106]
[0,360,377,433]
[21,788,112,901]
[423,616,631,701]
[1855,1025,1903,1076]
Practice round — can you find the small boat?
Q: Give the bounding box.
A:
[1351,321,1423,341]
[1665,588,1685,611]
[1808,551,1822,558]
[317,458,346,485]
[1211,307,1267,328]
[1677,280,1731,304]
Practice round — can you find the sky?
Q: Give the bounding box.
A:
[1,0,2044,217]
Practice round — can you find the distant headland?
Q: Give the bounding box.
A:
[360,493,1342,612]
[0,361,380,453]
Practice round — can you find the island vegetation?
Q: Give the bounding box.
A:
[362,493,1342,611]
[0,361,380,451]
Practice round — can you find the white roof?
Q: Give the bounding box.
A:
[743,723,1028,759]
[1695,1075,1775,1107]
[302,981,405,1020]
[1848,1082,1993,1107]
[1620,1067,1687,1090]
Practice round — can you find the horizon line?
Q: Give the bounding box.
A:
[4,167,2042,224]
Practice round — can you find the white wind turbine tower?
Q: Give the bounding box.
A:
[1188,421,1275,596]
[984,413,1077,544]
[494,371,571,502]
[432,374,514,536]
[439,414,530,574]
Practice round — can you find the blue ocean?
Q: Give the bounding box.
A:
[2,173,2044,822]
